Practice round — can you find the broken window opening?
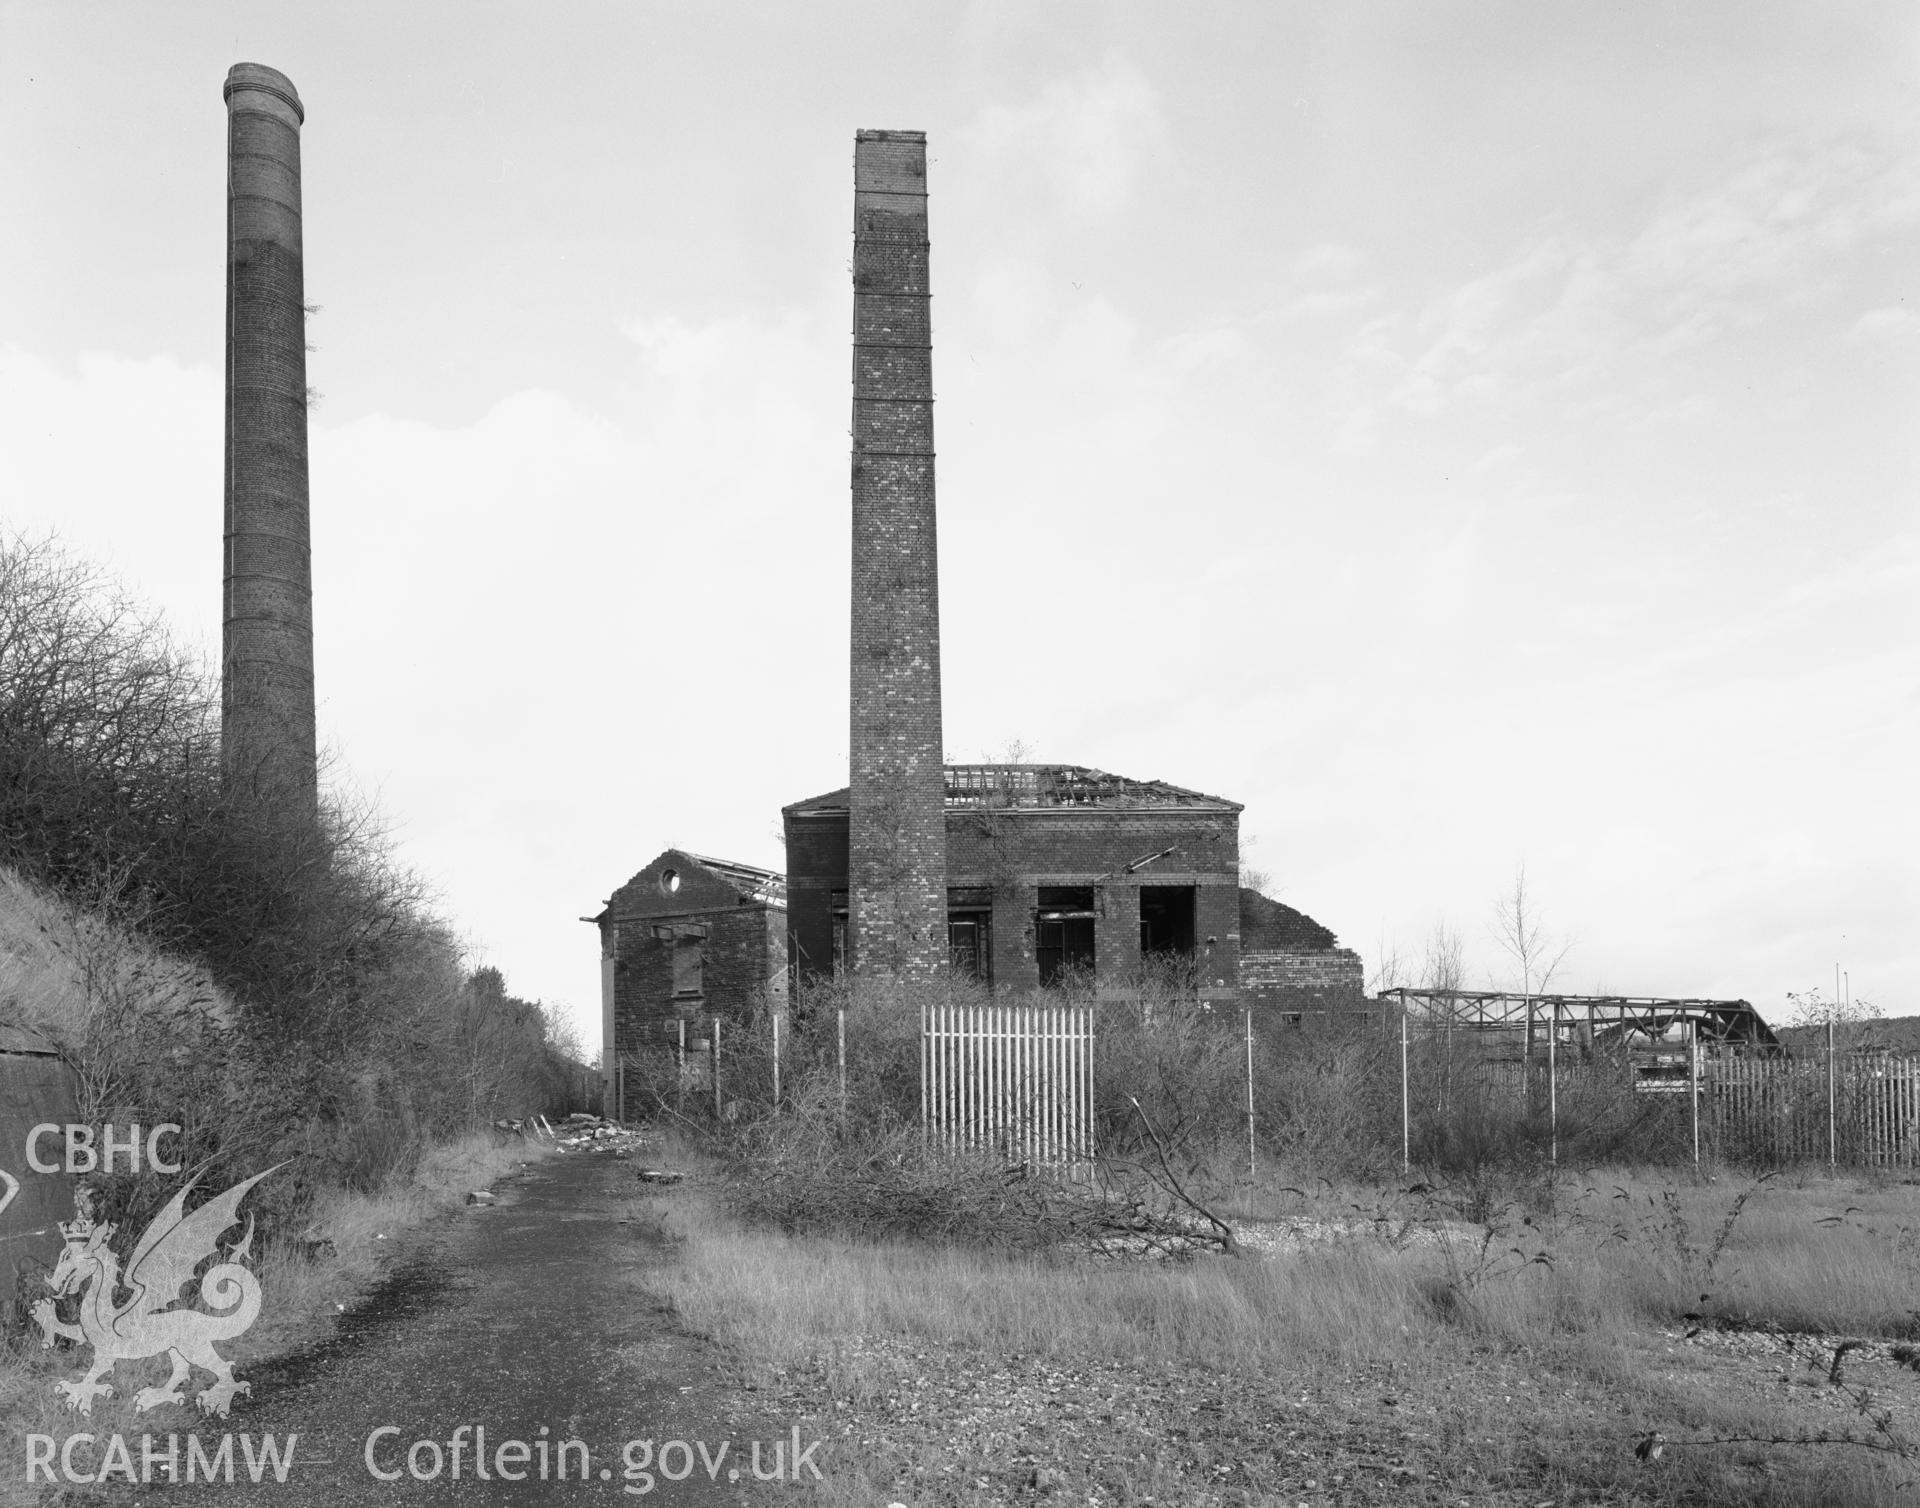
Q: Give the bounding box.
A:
[830,890,849,979]
[1139,885,1196,956]
[1036,887,1095,987]
[660,923,709,1000]
[948,912,991,982]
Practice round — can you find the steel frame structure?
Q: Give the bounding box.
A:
[1376,989,1780,1050]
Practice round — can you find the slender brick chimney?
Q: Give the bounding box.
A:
[848,129,948,983]
[222,63,317,814]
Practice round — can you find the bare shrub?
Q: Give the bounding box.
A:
[1252,1010,1401,1179]
[1088,961,1245,1167]
[0,533,587,1239]
[668,970,1240,1254]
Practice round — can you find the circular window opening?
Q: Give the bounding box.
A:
[659,869,681,896]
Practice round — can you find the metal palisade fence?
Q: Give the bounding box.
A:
[1706,1054,1920,1168]
[922,1000,1094,1175]
[1407,1033,1920,1171]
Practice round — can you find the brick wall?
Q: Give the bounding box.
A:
[1238,949,1367,1014]
[607,906,782,1061]
[787,802,1240,996]
[848,129,947,984]
[222,63,316,815]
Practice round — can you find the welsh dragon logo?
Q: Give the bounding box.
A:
[31,1167,277,1418]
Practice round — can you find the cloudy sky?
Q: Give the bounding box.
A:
[2,3,1913,1043]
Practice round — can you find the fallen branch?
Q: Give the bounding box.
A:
[1125,1096,1239,1256]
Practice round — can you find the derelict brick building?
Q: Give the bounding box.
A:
[592,851,786,1068]
[595,125,1364,1063]
[786,765,1245,1000]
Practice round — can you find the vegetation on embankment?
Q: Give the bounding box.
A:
[0,530,585,1234]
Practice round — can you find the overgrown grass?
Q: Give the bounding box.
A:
[657,1189,1428,1379]
[629,1139,1920,1505]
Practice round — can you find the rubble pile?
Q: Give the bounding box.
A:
[490,1111,646,1151]
[552,1112,649,1157]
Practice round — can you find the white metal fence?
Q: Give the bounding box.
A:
[921,1001,1093,1173]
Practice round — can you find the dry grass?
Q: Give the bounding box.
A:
[0,1131,545,1499]
[0,864,234,1051]
[628,1139,1920,1505]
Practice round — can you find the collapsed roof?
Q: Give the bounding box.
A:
[784,763,1242,815]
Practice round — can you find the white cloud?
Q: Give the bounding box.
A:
[1338,142,1920,428]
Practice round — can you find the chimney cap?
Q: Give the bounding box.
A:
[855,128,926,143]
[224,63,304,124]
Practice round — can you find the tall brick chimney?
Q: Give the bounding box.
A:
[848,129,948,984]
[222,63,317,814]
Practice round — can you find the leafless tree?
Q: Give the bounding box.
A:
[1490,863,1570,997]
[1367,932,1410,995]
[1423,921,1469,993]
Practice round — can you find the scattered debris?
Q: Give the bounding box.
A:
[547,1114,651,1156]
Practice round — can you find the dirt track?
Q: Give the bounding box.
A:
[71,1150,809,1505]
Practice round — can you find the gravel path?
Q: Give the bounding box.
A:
[61,1150,803,1505]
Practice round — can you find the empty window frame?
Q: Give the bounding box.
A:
[672,938,701,998]
[653,920,710,999]
[948,886,992,983]
[1035,886,1095,987]
[948,914,992,981]
[1138,885,1196,956]
[830,890,849,979]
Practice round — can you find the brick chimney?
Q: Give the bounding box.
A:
[222,63,317,814]
[848,130,948,984]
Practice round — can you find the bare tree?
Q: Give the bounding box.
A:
[1367,932,1410,995]
[1413,920,1470,1031]
[1423,921,1469,992]
[1490,864,1570,997]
